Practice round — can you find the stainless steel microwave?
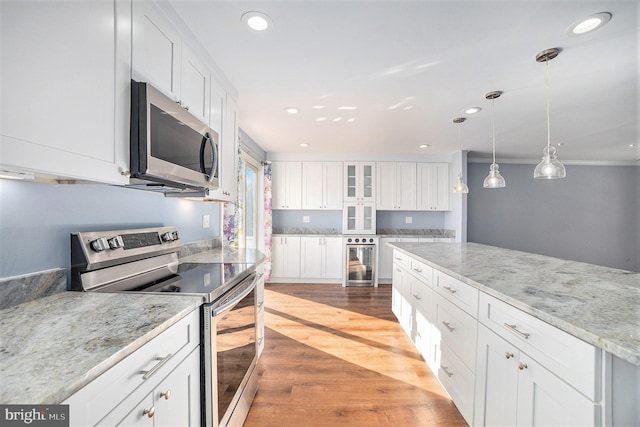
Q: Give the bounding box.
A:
[129,80,219,193]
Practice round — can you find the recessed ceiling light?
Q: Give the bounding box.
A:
[566,12,611,36]
[419,144,429,149]
[241,11,273,32]
[629,144,637,148]
[464,107,482,114]
[300,143,309,147]
[285,107,299,114]
[312,105,325,109]
[403,106,413,111]
[347,118,355,122]
[315,117,327,122]
[337,106,357,110]
[332,117,342,122]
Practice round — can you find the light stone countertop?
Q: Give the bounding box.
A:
[389,242,640,366]
[0,292,203,404]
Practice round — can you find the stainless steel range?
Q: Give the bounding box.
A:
[343,235,378,287]
[70,226,258,427]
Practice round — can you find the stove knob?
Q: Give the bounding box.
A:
[369,238,374,243]
[161,232,174,242]
[107,235,124,249]
[355,238,360,243]
[347,238,353,243]
[90,237,109,252]
[172,231,180,241]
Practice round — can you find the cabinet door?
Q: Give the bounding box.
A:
[391,264,405,321]
[417,163,450,211]
[302,162,324,209]
[377,163,397,210]
[323,162,344,209]
[516,353,598,427]
[272,162,301,209]
[1,0,128,184]
[220,94,238,201]
[397,162,417,210]
[360,163,375,201]
[378,238,396,281]
[301,237,323,278]
[132,1,181,99]
[154,349,200,427]
[272,236,300,278]
[323,237,344,279]
[474,325,519,427]
[180,46,210,125]
[361,203,376,233]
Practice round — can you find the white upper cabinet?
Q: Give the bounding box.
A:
[272,162,302,209]
[377,162,416,210]
[302,162,343,209]
[132,2,211,125]
[417,163,450,211]
[0,0,129,184]
[343,202,376,234]
[344,162,375,201]
[206,93,237,202]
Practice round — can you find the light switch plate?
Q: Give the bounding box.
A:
[405,216,413,224]
[202,214,210,228]
[303,215,310,223]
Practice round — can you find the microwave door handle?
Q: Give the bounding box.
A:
[200,133,218,183]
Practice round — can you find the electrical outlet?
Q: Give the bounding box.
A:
[203,273,211,287]
[405,216,413,224]
[202,214,210,228]
[303,215,310,223]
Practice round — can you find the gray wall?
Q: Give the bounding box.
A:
[0,180,221,278]
[468,163,639,272]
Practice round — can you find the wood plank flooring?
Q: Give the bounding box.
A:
[244,284,467,427]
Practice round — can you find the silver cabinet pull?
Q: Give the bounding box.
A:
[140,354,172,380]
[504,352,515,359]
[443,286,457,294]
[504,323,530,339]
[159,390,171,400]
[143,406,155,418]
[442,321,455,332]
[518,362,528,371]
[442,366,454,377]
[413,267,423,273]
[412,293,422,300]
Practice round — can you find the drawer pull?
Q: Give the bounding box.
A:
[518,362,528,371]
[160,390,171,400]
[140,354,173,380]
[442,366,454,377]
[412,293,422,300]
[443,286,457,294]
[258,301,264,309]
[143,406,155,418]
[413,267,423,273]
[504,323,530,340]
[504,352,515,359]
[442,321,455,332]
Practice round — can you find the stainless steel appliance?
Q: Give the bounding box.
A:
[129,80,219,194]
[343,236,378,287]
[70,226,258,427]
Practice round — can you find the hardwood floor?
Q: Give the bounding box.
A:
[244,284,467,427]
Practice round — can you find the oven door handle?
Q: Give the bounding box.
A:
[211,273,257,318]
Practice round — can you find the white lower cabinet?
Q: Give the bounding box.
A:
[300,237,343,280]
[475,324,599,427]
[64,310,200,427]
[271,236,301,279]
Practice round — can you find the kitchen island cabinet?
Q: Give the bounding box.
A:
[389,242,640,426]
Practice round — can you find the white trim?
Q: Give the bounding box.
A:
[467,157,639,167]
[266,152,453,162]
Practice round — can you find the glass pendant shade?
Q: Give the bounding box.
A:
[453,174,469,193]
[534,146,566,179]
[483,163,506,188]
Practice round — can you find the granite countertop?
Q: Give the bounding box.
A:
[272,227,455,238]
[389,242,640,366]
[0,292,203,404]
[180,246,266,264]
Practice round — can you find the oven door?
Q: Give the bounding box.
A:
[346,244,376,286]
[202,272,258,427]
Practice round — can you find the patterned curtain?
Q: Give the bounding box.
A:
[263,163,273,281]
[222,148,244,248]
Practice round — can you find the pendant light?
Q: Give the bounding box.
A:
[452,117,469,193]
[534,48,566,179]
[483,91,506,188]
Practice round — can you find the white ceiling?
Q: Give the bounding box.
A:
[168,0,639,163]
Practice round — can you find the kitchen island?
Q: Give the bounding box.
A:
[388,241,639,426]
